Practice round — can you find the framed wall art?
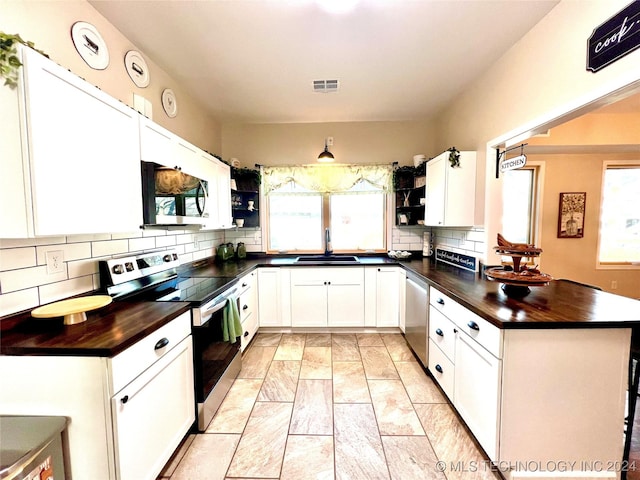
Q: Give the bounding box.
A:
[557,192,586,238]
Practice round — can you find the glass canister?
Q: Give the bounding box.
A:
[237,242,247,259]
[225,242,235,260]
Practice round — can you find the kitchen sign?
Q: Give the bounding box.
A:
[435,248,478,273]
[500,154,527,173]
[587,0,640,73]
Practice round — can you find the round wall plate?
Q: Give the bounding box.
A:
[124,50,150,88]
[71,21,109,70]
[161,88,178,118]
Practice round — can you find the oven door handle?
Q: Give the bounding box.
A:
[200,286,239,319]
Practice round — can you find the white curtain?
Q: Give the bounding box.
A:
[263,164,392,194]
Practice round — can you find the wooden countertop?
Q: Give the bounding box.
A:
[0,301,191,357]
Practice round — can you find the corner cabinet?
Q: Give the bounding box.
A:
[425,150,477,227]
[1,46,142,237]
[231,169,261,228]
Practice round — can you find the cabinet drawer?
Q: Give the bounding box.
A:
[291,267,363,285]
[110,312,191,394]
[428,339,454,400]
[239,288,255,322]
[429,286,502,358]
[240,311,259,351]
[428,306,456,362]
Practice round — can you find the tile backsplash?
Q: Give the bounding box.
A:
[0,229,225,317]
[0,224,486,317]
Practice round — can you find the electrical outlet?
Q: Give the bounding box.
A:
[611,280,618,290]
[46,250,64,275]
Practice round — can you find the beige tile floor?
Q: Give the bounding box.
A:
[158,332,500,480]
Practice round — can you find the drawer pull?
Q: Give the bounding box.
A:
[453,328,458,333]
[435,364,443,374]
[467,321,480,331]
[154,337,170,350]
[242,282,248,287]
[244,331,249,337]
[436,298,445,305]
[242,305,248,310]
[121,395,129,404]
[435,328,444,337]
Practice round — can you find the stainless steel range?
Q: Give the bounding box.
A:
[100,249,242,431]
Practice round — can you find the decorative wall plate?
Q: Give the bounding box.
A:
[71,21,109,70]
[161,88,177,118]
[124,50,150,88]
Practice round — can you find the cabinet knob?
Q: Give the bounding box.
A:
[154,337,169,350]
[242,282,248,287]
[435,328,444,337]
[243,305,248,310]
[121,395,129,404]
[453,328,458,333]
[244,331,249,337]
[435,364,443,374]
[467,321,480,331]
[437,298,445,305]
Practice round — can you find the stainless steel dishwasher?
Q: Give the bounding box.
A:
[405,271,428,367]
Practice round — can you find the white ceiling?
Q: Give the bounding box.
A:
[90,0,559,124]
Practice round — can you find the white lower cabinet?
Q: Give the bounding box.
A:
[0,312,194,480]
[257,267,291,327]
[364,266,403,327]
[290,268,364,327]
[111,335,194,480]
[427,286,630,478]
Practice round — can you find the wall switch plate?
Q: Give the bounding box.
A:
[46,250,64,275]
[326,137,334,146]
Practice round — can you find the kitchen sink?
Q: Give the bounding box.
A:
[294,255,360,263]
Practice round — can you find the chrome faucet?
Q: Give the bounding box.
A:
[324,227,333,256]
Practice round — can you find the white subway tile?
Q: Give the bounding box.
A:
[142,229,167,237]
[0,247,37,271]
[39,276,94,305]
[393,243,411,250]
[176,234,195,245]
[68,233,111,243]
[34,236,67,246]
[111,231,142,240]
[92,273,100,291]
[192,249,209,261]
[466,230,485,242]
[0,288,39,317]
[174,244,186,255]
[0,265,67,293]
[129,237,156,252]
[156,236,177,248]
[474,242,487,254]
[92,239,129,257]
[409,243,423,250]
[246,244,262,253]
[68,258,100,279]
[0,238,36,248]
[36,243,91,265]
[179,252,194,264]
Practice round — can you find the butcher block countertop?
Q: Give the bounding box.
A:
[0,301,190,357]
[184,254,640,329]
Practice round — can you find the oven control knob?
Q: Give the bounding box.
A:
[163,254,172,262]
[112,264,124,275]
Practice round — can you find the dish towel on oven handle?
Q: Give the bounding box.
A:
[223,294,242,343]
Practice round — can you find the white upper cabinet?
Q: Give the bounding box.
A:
[214,159,232,229]
[425,150,477,227]
[1,46,142,237]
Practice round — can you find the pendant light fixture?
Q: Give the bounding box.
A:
[317,138,335,163]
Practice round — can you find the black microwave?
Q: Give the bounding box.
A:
[141,161,209,227]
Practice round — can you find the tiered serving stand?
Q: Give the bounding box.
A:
[485,235,552,297]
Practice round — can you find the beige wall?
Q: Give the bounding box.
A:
[220,120,436,167]
[434,0,640,297]
[2,0,222,153]
[532,152,639,298]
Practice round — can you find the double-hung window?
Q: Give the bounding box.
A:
[599,163,640,266]
[264,164,391,253]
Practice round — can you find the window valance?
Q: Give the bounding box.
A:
[263,164,393,195]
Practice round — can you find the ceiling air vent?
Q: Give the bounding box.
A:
[313,79,339,93]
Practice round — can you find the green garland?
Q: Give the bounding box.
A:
[0,32,47,89]
[447,147,461,168]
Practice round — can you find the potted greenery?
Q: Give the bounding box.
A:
[0,32,47,89]
[232,167,261,192]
